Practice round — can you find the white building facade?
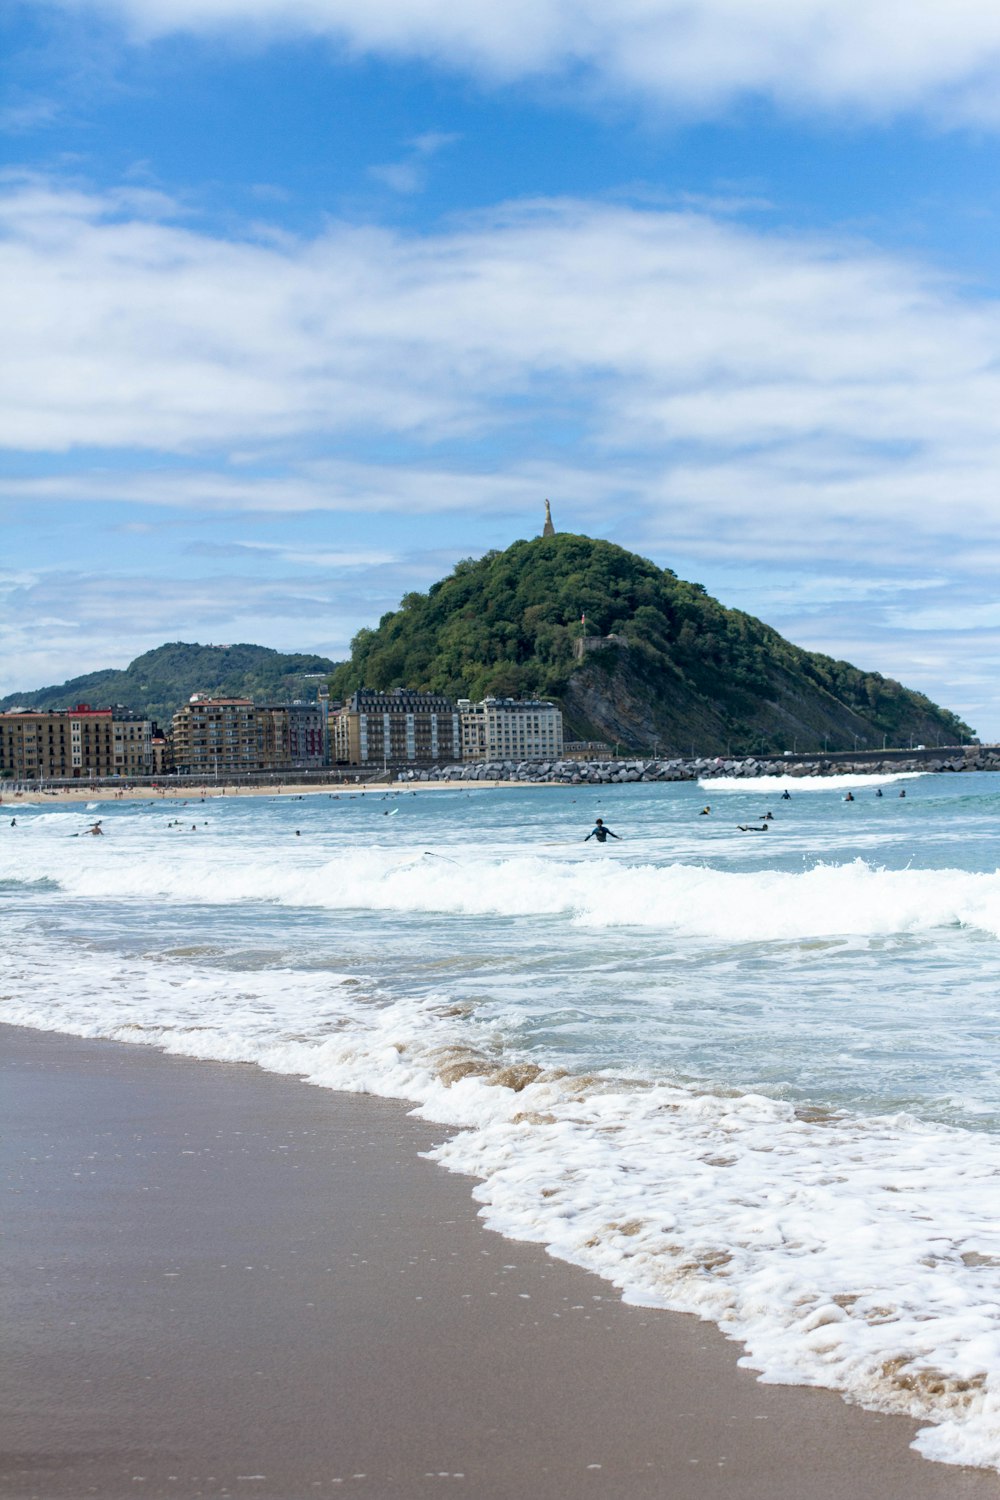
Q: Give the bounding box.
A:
[459,697,564,762]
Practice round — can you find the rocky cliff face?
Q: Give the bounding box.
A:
[561,646,956,757]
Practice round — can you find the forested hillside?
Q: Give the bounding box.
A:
[0,643,336,725]
[330,533,972,754]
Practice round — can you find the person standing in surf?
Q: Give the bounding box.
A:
[584,818,620,844]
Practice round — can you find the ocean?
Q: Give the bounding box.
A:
[4,771,1000,1471]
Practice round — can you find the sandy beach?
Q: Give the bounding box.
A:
[2,1025,996,1500]
[0,780,540,806]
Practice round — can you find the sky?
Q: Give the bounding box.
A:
[4,3,1000,737]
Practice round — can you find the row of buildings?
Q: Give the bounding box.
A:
[0,704,154,781]
[0,689,564,780]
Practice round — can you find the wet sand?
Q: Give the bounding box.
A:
[2,1025,996,1500]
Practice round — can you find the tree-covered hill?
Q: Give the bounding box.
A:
[0,643,337,726]
[330,533,972,755]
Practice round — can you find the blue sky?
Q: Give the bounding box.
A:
[4,2,1000,738]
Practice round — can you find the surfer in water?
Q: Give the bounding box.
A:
[585,818,620,843]
[738,824,769,832]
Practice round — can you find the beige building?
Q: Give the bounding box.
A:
[151,732,173,776]
[171,695,330,775]
[458,697,564,762]
[331,689,460,766]
[0,705,153,780]
[259,702,328,770]
[171,696,264,775]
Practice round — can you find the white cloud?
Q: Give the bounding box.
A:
[5,171,1000,566]
[33,0,1000,125]
[0,458,619,515]
[9,170,1000,730]
[368,161,425,195]
[229,541,399,568]
[6,172,1000,533]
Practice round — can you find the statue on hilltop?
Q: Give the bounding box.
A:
[542,499,556,537]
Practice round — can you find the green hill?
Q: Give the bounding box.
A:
[0,643,337,727]
[329,533,972,755]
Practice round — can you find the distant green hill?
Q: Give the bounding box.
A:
[330,533,972,755]
[0,642,337,726]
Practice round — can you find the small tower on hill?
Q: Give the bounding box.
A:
[541,499,555,537]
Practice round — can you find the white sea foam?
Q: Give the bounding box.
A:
[700,772,926,793]
[6,781,1000,1471]
[7,838,1000,942]
[3,932,1000,1470]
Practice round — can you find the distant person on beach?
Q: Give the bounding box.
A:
[585,818,620,844]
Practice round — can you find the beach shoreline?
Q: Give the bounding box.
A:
[0,779,549,806]
[2,1023,996,1500]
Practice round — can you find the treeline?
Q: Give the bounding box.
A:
[0,642,337,725]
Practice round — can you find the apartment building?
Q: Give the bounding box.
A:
[330,688,460,766]
[170,695,331,774]
[170,696,264,775]
[259,702,328,770]
[0,705,153,779]
[458,697,564,762]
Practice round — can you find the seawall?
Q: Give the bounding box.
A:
[399,745,998,786]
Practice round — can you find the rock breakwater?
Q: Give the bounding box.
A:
[398,746,999,785]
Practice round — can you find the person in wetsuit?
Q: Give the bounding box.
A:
[585,817,620,843]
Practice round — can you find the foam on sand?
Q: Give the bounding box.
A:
[3,926,1000,1471]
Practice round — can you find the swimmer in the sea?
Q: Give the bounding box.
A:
[585,817,620,843]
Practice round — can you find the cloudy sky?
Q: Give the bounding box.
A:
[4,2,1000,736]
